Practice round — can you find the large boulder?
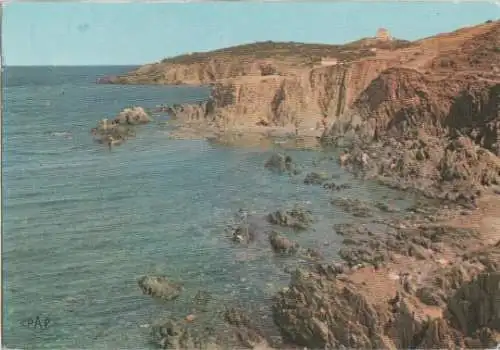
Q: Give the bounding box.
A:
[113,106,152,125]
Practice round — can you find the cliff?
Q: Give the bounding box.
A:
[101,39,411,86]
[158,21,498,134]
[102,21,499,139]
[166,58,396,129]
[324,20,500,152]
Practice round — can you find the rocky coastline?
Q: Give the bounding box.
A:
[94,20,499,349]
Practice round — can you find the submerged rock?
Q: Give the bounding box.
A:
[267,205,314,230]
[222,308,269,349]
[264,153,301,175]
[304,172,329,185]
[150,318,219,349]
[137,275,183,301]
[323,182,352,191]
[331,197,374,218]
[269,232,299,254]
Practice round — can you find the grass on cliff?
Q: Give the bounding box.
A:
[161,39,413,65]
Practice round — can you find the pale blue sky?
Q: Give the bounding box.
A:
[4,2,500,66]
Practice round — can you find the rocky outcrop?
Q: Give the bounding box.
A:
[98,39,405,86]
[91,106,151,147]
[446,272,500,348]
[100,22,498,136]
[323,21,500,152]
[100,57,290,86]
[272,266,500,349]
[166,59,393,129]
[335,132,500,204]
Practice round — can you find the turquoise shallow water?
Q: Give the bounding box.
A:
[2,66,412,349]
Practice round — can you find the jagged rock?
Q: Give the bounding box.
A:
[446,272,500,340]
[137,275,183,301]
[419,318,464,349]
[272,268,391,349]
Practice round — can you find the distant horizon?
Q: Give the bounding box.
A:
[4,2,499,66]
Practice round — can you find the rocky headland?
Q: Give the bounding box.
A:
[98,21,499,349]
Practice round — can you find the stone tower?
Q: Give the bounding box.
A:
[376,28,392,41]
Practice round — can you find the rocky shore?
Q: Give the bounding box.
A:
[90,106,152,147]
[94,20,500,349]
[133,144,500,349]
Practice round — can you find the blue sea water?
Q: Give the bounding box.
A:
[2,66,412,349]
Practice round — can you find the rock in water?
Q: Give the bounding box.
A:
[264,153,301,175]
[114,106,152,125]
[137,275,183,301]
[267,205,314,230]
[90,106,151,147]
[304,172,329,185]
[269,232,299,254]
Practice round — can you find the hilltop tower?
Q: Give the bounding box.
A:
[376,28,393,41]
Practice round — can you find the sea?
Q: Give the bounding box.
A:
[2,66,414,349]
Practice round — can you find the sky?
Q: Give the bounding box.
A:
[3,1,500,66]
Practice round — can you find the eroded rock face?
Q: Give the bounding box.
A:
[272,265,500,350]
[446,272,500,347]
[272,268,391,349]
[333,132,500,205]
[137,275,183,301]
